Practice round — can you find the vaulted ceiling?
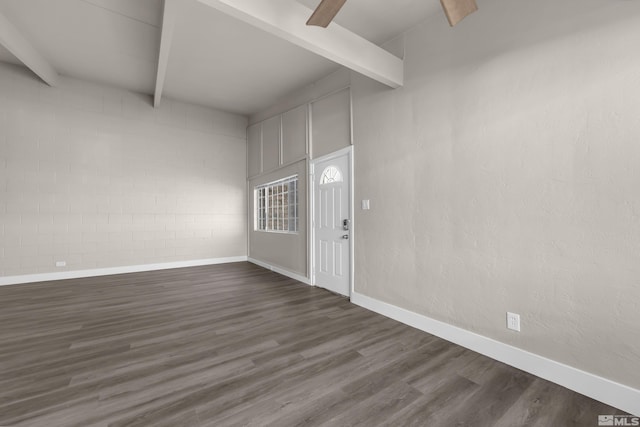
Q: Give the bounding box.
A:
[0,0,444,116]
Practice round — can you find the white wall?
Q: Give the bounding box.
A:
[248,160,307,276]
[247,70,352,278]
[352,0,640,390]
[250,68,350,125]
[0,63,248,278]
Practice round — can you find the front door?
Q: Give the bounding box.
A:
[313,150,351,296]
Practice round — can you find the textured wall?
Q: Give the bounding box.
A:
[248,160,307,276]
[353,0,640,389]
[0,63,247,277]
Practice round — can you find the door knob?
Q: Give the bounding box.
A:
[342,235,349,239]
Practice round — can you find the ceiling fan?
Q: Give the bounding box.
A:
[307,0,478,28]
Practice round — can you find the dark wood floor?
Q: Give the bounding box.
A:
[0,262,626,426]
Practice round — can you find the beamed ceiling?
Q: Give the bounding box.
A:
[0,0,445,115]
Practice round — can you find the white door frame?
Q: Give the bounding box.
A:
[310,145,354,297]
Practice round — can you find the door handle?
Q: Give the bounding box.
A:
[342,234,349,239]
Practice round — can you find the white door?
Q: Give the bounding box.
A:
[313,150,351,296]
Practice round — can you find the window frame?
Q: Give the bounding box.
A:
[254,175,299,234]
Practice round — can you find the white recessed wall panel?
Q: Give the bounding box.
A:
[247,123,262,177]
[311,88,351,159]
[282,104,307,165]
[0,63,247,278]
[261,115,281,172]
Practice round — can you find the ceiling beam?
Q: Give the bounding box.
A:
[197,0,403,88]
[154,0,179,107]
[0,11,58,86]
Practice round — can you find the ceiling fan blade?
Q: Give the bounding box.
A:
[306,0,347,28]
[440,0,478,26]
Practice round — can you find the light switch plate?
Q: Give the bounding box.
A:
[361,199,370,210]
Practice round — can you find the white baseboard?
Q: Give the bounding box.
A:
[0,256,248,287]
[351,291,640,417]
[248,257,311,285]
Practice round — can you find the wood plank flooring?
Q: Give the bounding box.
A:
[0,262,627,426]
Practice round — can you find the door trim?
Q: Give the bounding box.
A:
[310,146,354,296]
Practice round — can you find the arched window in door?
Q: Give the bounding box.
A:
[320,166,343,185]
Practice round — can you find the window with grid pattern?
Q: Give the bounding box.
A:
[255,175,298,233]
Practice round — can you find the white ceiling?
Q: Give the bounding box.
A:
[162,1,340,115]
[296,0,443,45]
[0,43,21,65]
[0,0,162,93]
[0,0,441,116]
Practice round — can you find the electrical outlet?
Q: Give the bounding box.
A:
[55,261,66,267]
[507,312,520,332]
